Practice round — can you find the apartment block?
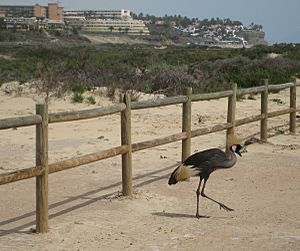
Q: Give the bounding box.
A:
[0,5,36,18]
[0,3,149,35]
[64,9,131,20]
[0,3,63,21]
[82,19,149,35]
[64,9,149,35]
[47,3,63,21]
[33,4,46,18]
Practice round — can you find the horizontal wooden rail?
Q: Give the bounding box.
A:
[235,114,263,126]
[191,82,300,101]
[48,103,126,123]
[0,166,44,185]
[191,90,233,101]
[132,132,187,152]
[131,96,187,110]
[268,108,295,118]
[237,82,299,96]
[191,123,232,137]
[0,115,42,130]
[0,145,128,185]
[269,82,297,92]
[48,145,128,173]
[235,107,299,127]
[237,86,265,96]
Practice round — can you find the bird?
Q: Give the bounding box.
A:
[168,135,242,218]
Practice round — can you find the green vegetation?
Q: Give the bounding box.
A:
[132,13,248,30]
[86,95,96,104]
[271,98,286,105]
[72,92,84,103]
[71,83,89,94]
[0,43,299,96]
[71,83,88,103]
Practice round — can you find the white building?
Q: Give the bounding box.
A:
[82,19,149,35]
[64,9,149,35]
[64,9,131,20]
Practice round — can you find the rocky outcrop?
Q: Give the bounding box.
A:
[240,30,268,45]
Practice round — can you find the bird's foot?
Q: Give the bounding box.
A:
[219,203,234,212]
[196,213,210,219]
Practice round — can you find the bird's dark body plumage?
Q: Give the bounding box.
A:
[168,144,242,218]
[184,148,229,173]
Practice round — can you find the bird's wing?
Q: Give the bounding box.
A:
[183,148,227,168]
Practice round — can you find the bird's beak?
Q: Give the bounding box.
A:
[235,144,242,157]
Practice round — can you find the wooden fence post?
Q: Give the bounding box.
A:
[261,79,269,142]
[226,83,237,156]
[120,94,133,196]
[182,87,192,161]
[290,78,297,134]
[36,103,49,233]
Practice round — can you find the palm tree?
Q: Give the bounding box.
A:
[138,13,144,19]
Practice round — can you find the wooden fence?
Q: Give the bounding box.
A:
[0,79,299,233]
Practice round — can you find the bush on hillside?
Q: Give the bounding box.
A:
[0,44,299,96]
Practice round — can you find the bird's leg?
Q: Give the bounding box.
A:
[195,177,202,218]
[201,178,234,212]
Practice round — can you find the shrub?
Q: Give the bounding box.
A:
[144,64,195,96]
[106,85,117,101]
[271,98,285,105]
[143,82,152,94]
[86,96,96,104]
[127,90,140,101]
[1,44,300,97]
[71,83,87,94]
[72,92,84,103]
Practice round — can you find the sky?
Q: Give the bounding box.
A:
[2,0,300,44]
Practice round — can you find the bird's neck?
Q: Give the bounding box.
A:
[224,145,237,168]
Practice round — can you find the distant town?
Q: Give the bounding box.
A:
[0,2,266,46]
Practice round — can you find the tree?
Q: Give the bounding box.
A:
[0,18,5,29]
[36,59,67,100]
[138,12,144,19]
[71,26,79,35]
[131,12,137,19]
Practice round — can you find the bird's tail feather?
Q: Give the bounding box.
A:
[168,164,199,185]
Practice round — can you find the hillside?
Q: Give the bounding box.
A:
[240,30,267,45]
[0,43,299,98]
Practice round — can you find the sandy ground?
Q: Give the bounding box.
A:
[0,82,299,250]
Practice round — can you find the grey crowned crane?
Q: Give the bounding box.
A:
[168,135,242,218]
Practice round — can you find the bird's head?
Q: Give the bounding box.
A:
[227,134,243,157]
[234,144,242,157]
